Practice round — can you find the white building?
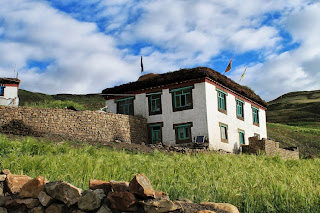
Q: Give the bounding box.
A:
[0,78,20,107]
[102,67,267,152]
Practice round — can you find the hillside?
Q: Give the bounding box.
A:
[19,89,105,110]
[267,90,320,123]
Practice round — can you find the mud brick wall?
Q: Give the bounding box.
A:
[248,137,299,159]
[0,106,147,144]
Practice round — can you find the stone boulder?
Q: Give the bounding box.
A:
[5,198,40,209]
[4,174,32,194]
[129,174,155,198]
[45,203,68,213]
[97,204,113,213]
[0,207,7,213]
[45,181,82,207]
[200,202,239,213]
[110,180,129,192]
[141,199,182,213]
[29,206,44,213]
[196,211,216,213]
[78,189,105,211]
[107,191,137,212]
[89,180,112,194]
[19,176,47,198]
[0,175,6,181]
[38,192,54,207]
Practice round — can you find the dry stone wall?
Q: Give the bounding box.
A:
[0,170,240,213]
[0,106,147,144]
[247,137,299,159]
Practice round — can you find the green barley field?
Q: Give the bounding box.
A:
[1,134,320,212]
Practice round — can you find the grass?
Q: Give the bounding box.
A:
[267,123,320,157]
[23,100,87,111]
[267,90,320,123]
[19,89,105,110]
[1,134,320,212]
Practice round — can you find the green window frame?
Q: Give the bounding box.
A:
[236,99,244,119]
[219,123,228,143]
[239,130,245,145]
[147,92,162,115]
[0,85,5,96]
[116,97,134,115]
[148,123,163,144]
[252,106,259,125]
[170,86,193,112]
[217,89,227,113]
[173,122,193,144]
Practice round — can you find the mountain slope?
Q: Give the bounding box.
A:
[19,89,105,110]
[267,90,320,123]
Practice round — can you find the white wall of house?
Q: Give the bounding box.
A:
[105,81,267,151]
[106,82,209,145]
[0,85,19,107]
[205,82,267,152]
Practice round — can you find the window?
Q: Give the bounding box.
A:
[252,106,259,126]
[217,89,227,113]
[236,99,244,120]
[173,122,193,144]
[239,130,245,145]
[147,92,162,115]
[148,123,163,144]
[116,97,134,115]
[254,133,260,139]
[219,123,228,143]
[0,85,5,96]
[170,86,193,112]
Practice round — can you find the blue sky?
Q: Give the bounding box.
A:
[0,0,319,101]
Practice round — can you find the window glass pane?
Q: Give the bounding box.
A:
[221,126,227,139]
[175,94,181,107]
[239,132,245,144]
[185,127,190,138]
[178,128,184,139]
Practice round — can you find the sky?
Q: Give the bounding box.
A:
[0,0,319,101]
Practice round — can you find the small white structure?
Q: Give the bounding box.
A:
[0,78,20,107]
[102,67,267,153]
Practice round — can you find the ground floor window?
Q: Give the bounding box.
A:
[239,130,245,145]
[148,123,163,144]
[173,122,193,144]
[219,122,228,143]
[254,133,260,139]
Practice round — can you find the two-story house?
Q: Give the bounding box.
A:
[0,78,20,107]
[102,67,267,152]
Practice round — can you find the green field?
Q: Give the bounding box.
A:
[1,134,320,212]
[267,122,320,157]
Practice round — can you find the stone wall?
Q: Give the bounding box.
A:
[0,170,240,213]
[0,106,147,144]
[247,137,299,159]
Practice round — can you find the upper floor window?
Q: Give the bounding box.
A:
[116,97,134,115]
[219,122,228,143]
[147,92,162,115]
[236,99,244,120]
[217,89,227,114]
[173,122,193,144]
[239,130,245,145]
[0,85,5,96]
[170,86,193,112]
[252,106,259,126]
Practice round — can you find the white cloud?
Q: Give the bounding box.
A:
[0,0,318,102]
[0,0,139,94]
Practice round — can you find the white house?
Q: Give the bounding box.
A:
[0,78,20,107]
[102,67,267,153]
